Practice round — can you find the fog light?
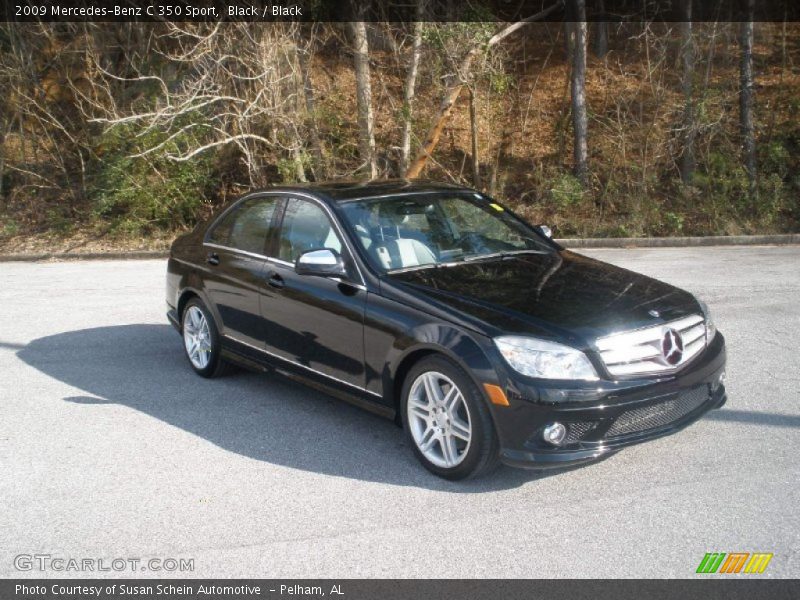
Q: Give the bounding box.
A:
[712,370,726,392]
[543,422,567,446]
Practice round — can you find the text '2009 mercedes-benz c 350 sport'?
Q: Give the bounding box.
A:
[166,180,727,480]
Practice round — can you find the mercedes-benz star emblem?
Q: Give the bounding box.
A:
[661,328,684,365]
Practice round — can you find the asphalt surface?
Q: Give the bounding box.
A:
[0,246,798,579]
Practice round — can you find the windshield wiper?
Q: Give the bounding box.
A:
[387,250,545,273]
[387,256,474,274]
[463,249,547,262]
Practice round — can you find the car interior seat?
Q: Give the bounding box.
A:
[367,206,438,270]
[282,205,341,261]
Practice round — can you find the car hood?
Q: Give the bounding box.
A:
[384,250,701,344]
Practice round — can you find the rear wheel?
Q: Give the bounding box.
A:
[181,298,230,378]
[401,355,499,480]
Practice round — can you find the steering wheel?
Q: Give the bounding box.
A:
[457,232,498,255]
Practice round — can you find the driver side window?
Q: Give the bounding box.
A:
[278,198,343,263]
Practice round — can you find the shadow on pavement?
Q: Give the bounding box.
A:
[17,324,591,492]
[0,340,26,350]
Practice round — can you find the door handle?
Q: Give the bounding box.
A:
[207,252,220,266]
[267,272,285,289]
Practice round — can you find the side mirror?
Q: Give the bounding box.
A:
[536,225,553,239]
[295,248,347,278]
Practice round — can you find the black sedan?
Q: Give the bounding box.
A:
[166,180,727,480]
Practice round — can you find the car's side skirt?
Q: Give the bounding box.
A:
[220,335,395,421]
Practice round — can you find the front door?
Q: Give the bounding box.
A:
[261,197,367,390]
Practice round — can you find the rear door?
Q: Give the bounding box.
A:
[202,195,281,348]
[260,196,367,390]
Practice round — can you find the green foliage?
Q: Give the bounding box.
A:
[762,140,790,178]
[688,145,793,233]
[0,216,19,239]
[663,211,685,234]
[489,72,514,95]
[88,119,214,236]
[421,21,496,53]
[694,151,750,213]
[46,207,74,235]
[549,173,584,209]
[276,151,312,183]
[755,173,791,228]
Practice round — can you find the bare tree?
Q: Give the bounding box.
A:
[400,9,423,175]
[468,86,480,187]
[0,22,92,205]
[680,0,696,184]
[296,25,325,179]
[739,1,757,199]
[349,20,377,179]
[0,122,6,201]
[592,0,608,58]
[405,1,563,178]
[77,23,310,187]
[568,0,589,187]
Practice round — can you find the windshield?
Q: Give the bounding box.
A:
[339,193,553,273]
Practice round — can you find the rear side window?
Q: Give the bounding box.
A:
[208,197,279,255]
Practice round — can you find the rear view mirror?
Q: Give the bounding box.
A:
[536,225,553,239]
[396,202,428,215]
[295,248,347,278]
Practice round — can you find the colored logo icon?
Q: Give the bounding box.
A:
[696,552,773,574]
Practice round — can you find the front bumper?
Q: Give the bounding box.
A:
[167,306,181,332]
[489,333,727,469]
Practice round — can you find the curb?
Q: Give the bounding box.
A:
[0,234,797,262]
[0,250,169,262]
[555,234,800,248]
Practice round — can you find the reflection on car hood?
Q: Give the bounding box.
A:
[385,250,701,343]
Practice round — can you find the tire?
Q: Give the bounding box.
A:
[400,355,499,480]
[181,297,231,378]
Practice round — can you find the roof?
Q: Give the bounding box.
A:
[266,179,469,203]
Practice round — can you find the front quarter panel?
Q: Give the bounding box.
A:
[364,291,499,411]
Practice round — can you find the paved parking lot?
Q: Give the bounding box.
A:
[0,246,798,578]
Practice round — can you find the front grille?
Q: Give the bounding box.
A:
[595,314,708,377]
[606,386,710,437]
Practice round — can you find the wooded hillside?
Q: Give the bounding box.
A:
[0,17,798,252]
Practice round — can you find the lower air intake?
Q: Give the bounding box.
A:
[606,386,710,438]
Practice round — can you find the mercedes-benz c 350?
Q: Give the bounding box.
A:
[166,180,726,479]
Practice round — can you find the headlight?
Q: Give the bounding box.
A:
[698,299,717,344]
[494,336,599,381]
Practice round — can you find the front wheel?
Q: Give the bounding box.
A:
[401,356,499,480]
[181,298,230,378]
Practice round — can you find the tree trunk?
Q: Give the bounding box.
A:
[400,12,423,175]
[288,124,307,183]
[349,20,377,179]
[469,86,480,187]
[296,30,325,180]
[680,0,695,184]
[569,1,589,187]
[592,0,608,58]
[739,2,757,200]
[404,2,563,178]
[0,118,6,201]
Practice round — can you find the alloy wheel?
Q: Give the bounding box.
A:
[407,371,472,468]
[183,306,212,370]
